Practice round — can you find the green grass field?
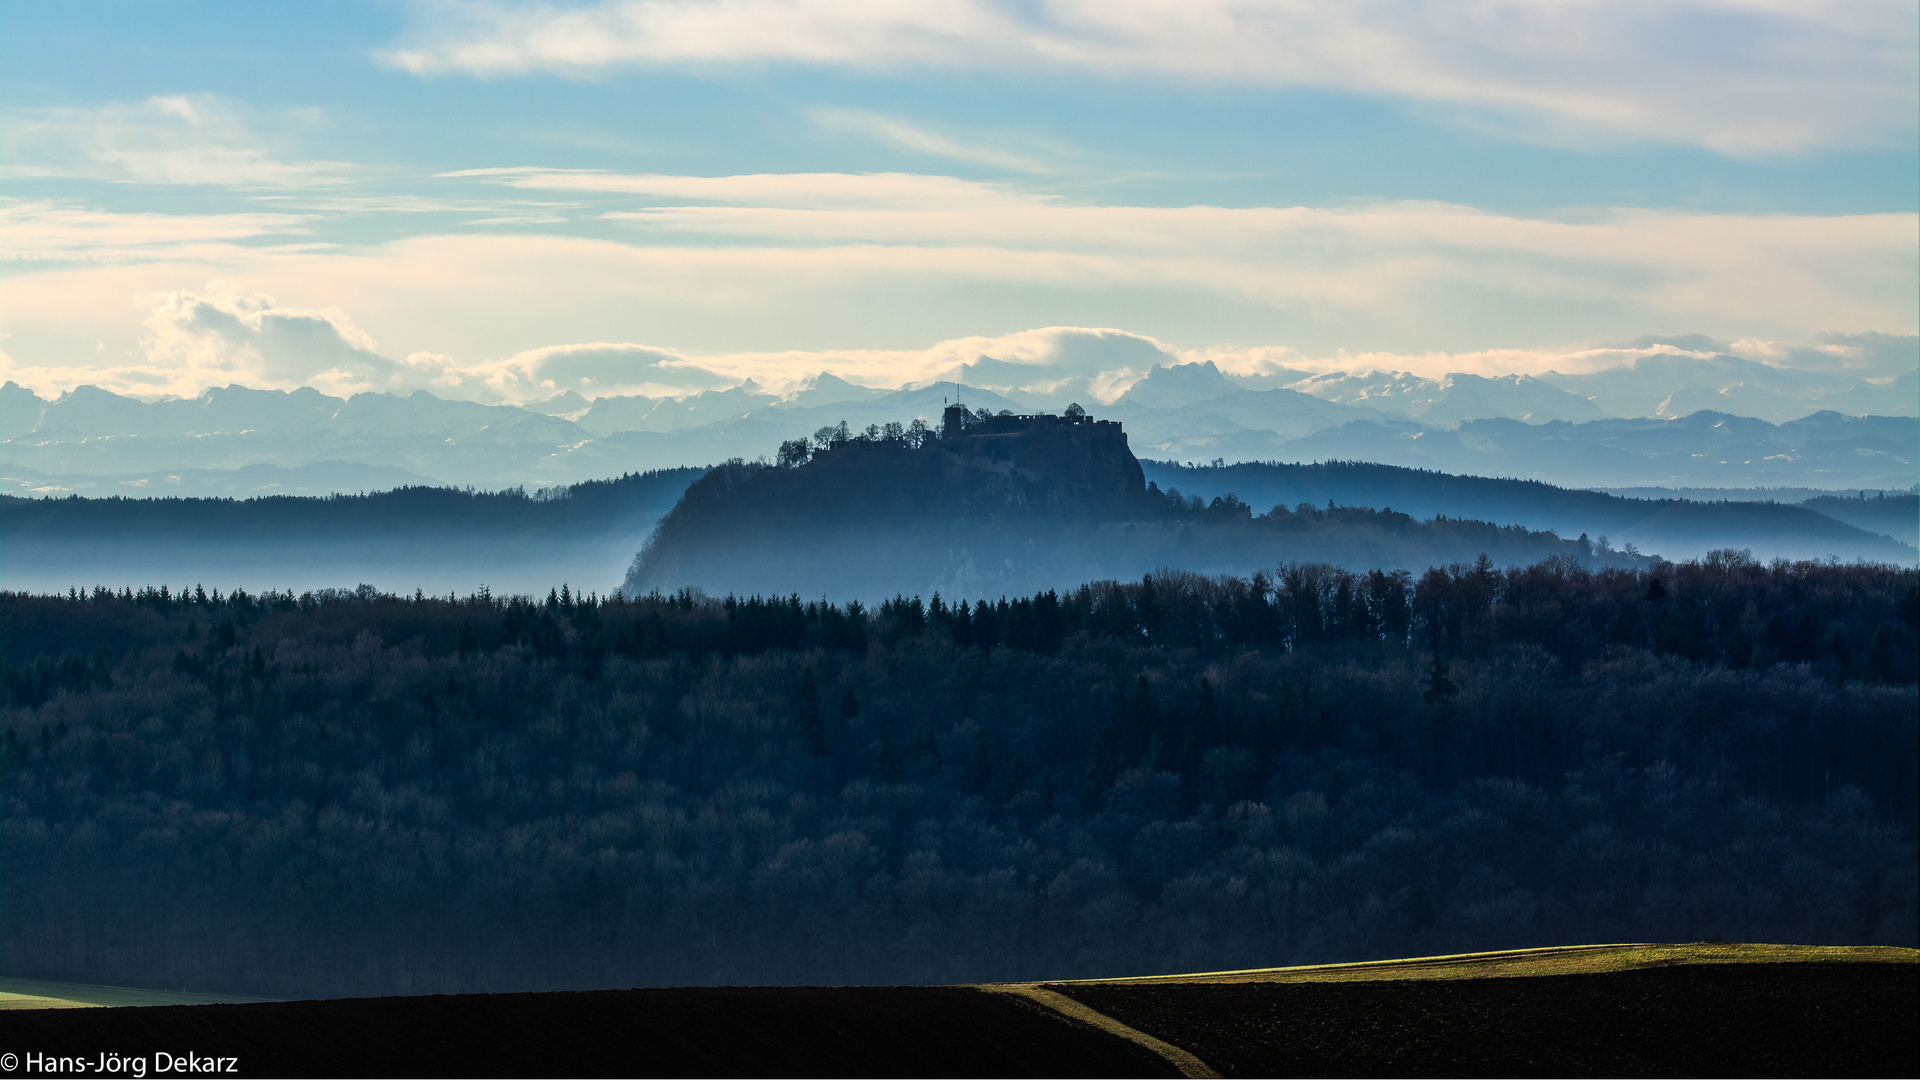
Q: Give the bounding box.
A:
[0,976,270,1009]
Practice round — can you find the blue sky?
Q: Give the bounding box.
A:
[3,1,1916,403]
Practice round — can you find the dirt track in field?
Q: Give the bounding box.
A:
[3,958,1914,1077]
[1052,961,1919,1077]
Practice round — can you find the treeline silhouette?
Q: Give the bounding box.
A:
[2,555,1914,997]
[0,468,704,539]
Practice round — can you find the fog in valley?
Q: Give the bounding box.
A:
[1,471,699,597]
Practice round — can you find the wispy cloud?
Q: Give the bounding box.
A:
[439,169,1920,336]
[461,213,573,225]
[3,94,355,188]
[440,166,1025,208]
[0,200,312,261]
[379,1,1918,155]
[810,109,1057,173]
[4,173,1912,401]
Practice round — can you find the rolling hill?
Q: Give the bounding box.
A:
[2,946,1910,1078]
[1143,459,1918,564]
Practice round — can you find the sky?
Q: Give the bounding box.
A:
[1,0,1916,404]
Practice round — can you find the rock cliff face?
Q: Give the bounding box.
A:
[623,413,1154,600]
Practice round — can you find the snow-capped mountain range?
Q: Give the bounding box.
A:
[4,350,1915,499]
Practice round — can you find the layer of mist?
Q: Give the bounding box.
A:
[1,470,700,596]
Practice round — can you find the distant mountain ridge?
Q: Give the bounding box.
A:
[1283,368,1607,425]
[5,365,1914,498]
[1533,352,1915,423]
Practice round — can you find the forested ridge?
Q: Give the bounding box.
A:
[625,434,1650,601]
[1140,459,1919,563]
[3,555,1915,998]
[0,468,704,539]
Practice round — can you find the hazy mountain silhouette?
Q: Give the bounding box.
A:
[1796,492,1919,548]
[1258,411,1916,492]
[7,377,1913,493]
[1143,459,1917,564]
[1536,351,1916,423]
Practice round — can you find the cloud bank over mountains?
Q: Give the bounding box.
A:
[6,327,1914,503]
[5,278,1912,421]
[4,266,1915,442]
[381,0,1917,156]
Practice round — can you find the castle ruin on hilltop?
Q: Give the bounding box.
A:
[940,403,1122,441]
[933,403,1146,517]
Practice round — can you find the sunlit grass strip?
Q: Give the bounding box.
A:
[0,992,99,1010]
[1034,943,1920,987]
[0,976,272,1009]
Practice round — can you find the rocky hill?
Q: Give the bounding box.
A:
[622,407,1638,601]
[624,408,1158,600]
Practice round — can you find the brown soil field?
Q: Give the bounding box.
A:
[1052,961,1918,1077]
[0,985,1177,1079]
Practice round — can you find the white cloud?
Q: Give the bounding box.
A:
[0,282,749,403]
[462,325,1181,402]
[2,177,1912,400]
[0,200,311,262]
[809,109,1057,173]
[1731,331,1920,382]
[0,283,404,400]
[446,170,1920,336]
[380,0,1918,155]
[1187,341,1705,382]
[460,341,738,399]
[442,166,1024,209]
[140,283,412,396]
[3,94,354,187]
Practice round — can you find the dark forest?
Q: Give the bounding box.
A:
[3,553,1914,998]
